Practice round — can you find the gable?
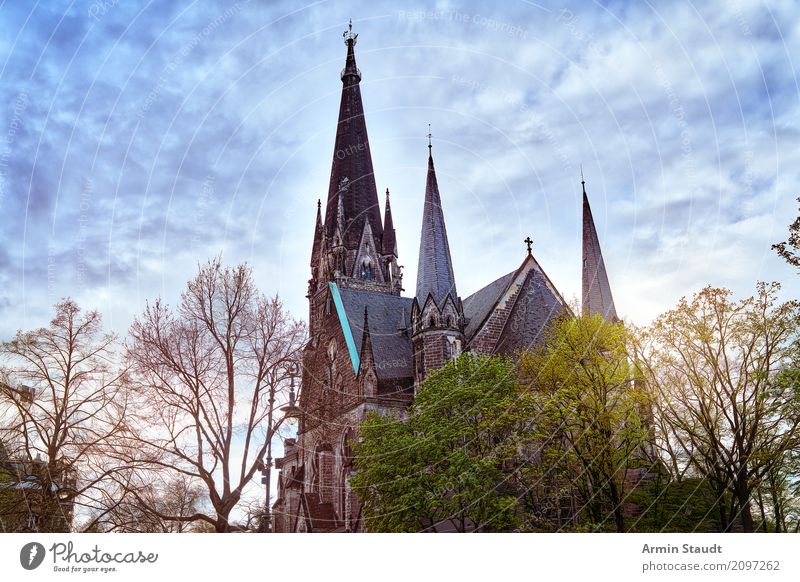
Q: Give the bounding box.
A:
[464,255,568,355]
[494,268,566,355]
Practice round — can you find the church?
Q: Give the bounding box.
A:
[271,23,619,533]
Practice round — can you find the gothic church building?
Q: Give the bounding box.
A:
[272,25,618,533]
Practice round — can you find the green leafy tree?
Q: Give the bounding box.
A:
[773,197,800,270]
[351,354,524,532]
[518,313,649,532]
[640,283,800,532]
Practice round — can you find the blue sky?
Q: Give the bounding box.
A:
[0,0,798,340]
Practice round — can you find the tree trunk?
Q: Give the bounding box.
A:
[735,478,754,533]
[715,482,730,533]
[756,488,768,532]
[768,469,783,533]
[608,481,625,533]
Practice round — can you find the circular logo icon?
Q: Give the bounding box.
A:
[20,542,46,570]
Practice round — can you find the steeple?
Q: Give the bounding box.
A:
[581,176,618,321]
[416,136,458,307]
[324,20,382,252]
[382,188,397,257]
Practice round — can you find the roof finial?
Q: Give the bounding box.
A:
[317,198,321,210]
[524,236,533,256]
[427,124,432,151]
[386,187,390,199]
[581,165,588,197]
[343,18,358,45]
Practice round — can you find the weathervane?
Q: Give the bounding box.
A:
[343,18,358,45]
[427,124,432,150]
[524,236,533,255]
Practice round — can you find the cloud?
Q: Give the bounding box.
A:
[0,0,798,341]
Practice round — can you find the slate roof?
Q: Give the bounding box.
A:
[463,271,516,340]
[495,268,566,355]
[337,287,414,381]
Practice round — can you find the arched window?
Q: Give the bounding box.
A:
[362,373,375,397]
[359,256,373,281]
[428,315,436,328]
[315,444,335,504]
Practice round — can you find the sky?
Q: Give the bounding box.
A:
[0,0,798,341]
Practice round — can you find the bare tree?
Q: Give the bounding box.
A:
[639,284,800,532]
[0,299,129,532]
[93,473,211,532]
[125,258,306,532]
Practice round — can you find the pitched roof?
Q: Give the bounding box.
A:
[463,255,568,353]
[415,147,458,307]
[495,268,567,355]
[336,286,414,381]
[463,271,515,340]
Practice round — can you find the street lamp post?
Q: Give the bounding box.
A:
[260,363,302,533]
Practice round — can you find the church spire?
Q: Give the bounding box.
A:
[416,135,458,307]
[324,20,382,251]
[310,199,323,269]
[582,176,618,321]
[382,188,397,257]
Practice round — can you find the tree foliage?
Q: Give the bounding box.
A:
[519,313,649,532]
[772,197,800,270]
[351,354,524,532]
[637,283,800,532]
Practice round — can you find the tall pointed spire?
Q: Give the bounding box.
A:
[416,135,458,307]
[310,199,323,269]
[582,176,618,321]
[382,188,397,257]
[324,20,382,251]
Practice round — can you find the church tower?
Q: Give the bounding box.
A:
[308,21,402,302]
[581,176,618,321]
[411,138,465,387]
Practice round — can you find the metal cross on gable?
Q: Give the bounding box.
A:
[524,236,533,255]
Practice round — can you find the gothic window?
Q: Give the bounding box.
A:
[340,428,356,530]
[428,315,437,328]
[446,315,453,327]
[362,372,375,397]
[447,336,461,360]
[315,444,334,504]
[359,256,373,280]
